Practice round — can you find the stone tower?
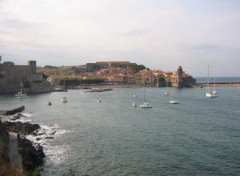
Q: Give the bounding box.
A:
[177,66,183,88]
[28,60,36,73]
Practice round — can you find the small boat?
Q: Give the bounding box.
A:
[132,102,137,107]
[206,65,217,98]
[165,91,170,95]
[15,81,27,99]
[169,96,179,104]
[165,81,170,95]
[212,77,218,94]
[140,102,152,108]
[133,83,137,97]
[98,100,102,103]
[206,92,216,98]
[140,87,152,108]
[47,101,52,105]
[15,91,27,99]
[212,89,217,94]
[61,97,67,103]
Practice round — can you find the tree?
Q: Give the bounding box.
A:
[128,63,146,73]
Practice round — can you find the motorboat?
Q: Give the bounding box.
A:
[61,97,67,103]
[140,102,152,108]
[169,97,179,104]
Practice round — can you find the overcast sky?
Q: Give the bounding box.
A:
[0,0,239,76]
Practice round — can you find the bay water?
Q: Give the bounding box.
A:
[0,86,240,176]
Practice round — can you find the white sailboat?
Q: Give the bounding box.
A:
[61,96,67,103]
[61,78,68,102]
[132,102,137,107]
[133,84,137,97]
[15,81,27,99]
[206,65,216,98]
[212,77,218,94]
[169,95,179,104]
[140,87,152,108]
[165,81,170,95]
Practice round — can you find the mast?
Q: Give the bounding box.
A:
[143,87,145,102]
[207,64,210,92]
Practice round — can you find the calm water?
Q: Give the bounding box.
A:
[1,86,240,176]
[196,77,240,83]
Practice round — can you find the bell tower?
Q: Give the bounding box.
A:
[177,66,183,88]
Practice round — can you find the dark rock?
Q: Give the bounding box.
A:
[0,106,25,115]
[3,121,40,135]
[45,136,54,139]
[0,120,9,160]
[17,134,45,171]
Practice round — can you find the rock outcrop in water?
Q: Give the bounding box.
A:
[3,121,40,135]
[3,121,44,171]
[18,134,45,170]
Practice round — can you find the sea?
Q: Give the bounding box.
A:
[0,77,240,176]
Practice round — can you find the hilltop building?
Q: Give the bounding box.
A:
[0,60,50,94]
[86,61,134,72]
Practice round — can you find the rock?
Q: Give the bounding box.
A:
[3,121,40,135]
[18,135,45,171]
[0,120,9,160]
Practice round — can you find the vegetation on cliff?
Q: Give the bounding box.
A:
[60,77,105,86]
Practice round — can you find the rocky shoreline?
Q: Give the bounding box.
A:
[1,120,45,172]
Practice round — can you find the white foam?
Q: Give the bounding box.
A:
[21,113,33,117]
[7,116,32,123]
[26,124,70,165]
[44,145,70,164]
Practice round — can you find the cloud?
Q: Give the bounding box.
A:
[0,0,240,76]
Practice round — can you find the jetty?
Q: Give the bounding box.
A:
[0,106,25,115]
[85,87,113,92]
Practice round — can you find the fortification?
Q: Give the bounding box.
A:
[0,60,50,94]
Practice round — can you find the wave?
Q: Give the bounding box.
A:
[26,123,71,165]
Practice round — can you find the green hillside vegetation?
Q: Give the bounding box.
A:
[60,78,105,86]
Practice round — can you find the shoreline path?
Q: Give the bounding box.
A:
[8,132,22,171]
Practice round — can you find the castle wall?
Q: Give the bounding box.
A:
[0,61,48,94]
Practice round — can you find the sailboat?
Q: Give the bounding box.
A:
[206,65,216,98]
[140,87,152,108]
[61,96,67,103]
[133,91,137,97]
[212,77,218,94]
[15,81,27,99]
[47,87,52,105]
[169,95,179,104]
[165,81,170,95]
[133,84,137,97]
[132,102,137,107]
[61,78,68,102]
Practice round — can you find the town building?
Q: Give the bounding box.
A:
[0,60,50,94]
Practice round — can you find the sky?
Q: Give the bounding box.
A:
[0,0,240,77]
